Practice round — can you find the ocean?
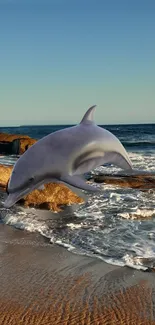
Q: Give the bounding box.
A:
[0,123,155,271]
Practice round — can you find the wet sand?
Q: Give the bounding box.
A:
[0,224,155,324]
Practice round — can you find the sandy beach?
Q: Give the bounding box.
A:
[0,224,154,324]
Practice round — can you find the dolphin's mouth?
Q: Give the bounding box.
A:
[4,187,31,208]
[3,176,60,209]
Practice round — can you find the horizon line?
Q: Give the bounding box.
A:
[0,122,154,128]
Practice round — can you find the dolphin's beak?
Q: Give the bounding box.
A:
[3,186,32,209]
[3,192,21,208]
[3,179,51,209]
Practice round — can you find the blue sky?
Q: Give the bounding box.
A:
[0,0,155,125]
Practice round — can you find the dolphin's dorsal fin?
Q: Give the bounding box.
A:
[80,105,96,124]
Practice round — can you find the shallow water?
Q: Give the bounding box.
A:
[0,124,155,270]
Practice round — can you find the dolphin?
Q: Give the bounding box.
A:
[4,105,132,208]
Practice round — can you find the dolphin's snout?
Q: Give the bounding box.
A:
[4,197,13,208]
[3,193,19,208]
[3,187,26,208]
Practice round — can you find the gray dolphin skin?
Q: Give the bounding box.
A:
[4,105,132,208]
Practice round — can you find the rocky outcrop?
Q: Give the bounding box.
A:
[22,183,84,212]
[0,165,84,212]
[88,174,155,190]
[0,133,30,142]
[0,133,36,154]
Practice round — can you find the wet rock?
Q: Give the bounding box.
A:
[18,137,36,154]
[0,133,36,155]
[0,165,12,188]
[22,183,84,212]
[0,133,30,142]
[0,140,20,155]
[89,174,155,190]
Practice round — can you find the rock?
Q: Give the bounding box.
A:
[0,133,36,155]
[18,138,36,154]
[0,139,20,155]
[0,165,84,212]
[0,165,12,188]
[89,174,155,190]
[22,183,84,212]
[0,133,30,142]
[0,132,30,142]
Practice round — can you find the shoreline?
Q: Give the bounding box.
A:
[0,224,155,324]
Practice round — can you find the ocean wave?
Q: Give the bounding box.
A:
[123,254,155,270]
[118,209,155,220]
[123,140,155,149]
[1,183,155,271]
[0,155,18,166]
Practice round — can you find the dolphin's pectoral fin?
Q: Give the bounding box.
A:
[60,175,100,192]
[72,151,132,175]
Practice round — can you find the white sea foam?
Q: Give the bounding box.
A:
[118,209,155,220]
[3,209,49,235]
[0,155,17,166]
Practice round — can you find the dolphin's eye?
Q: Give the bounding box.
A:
[29,177,34,183]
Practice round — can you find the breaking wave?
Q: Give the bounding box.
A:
[1,176,155,271]
[123,140,155,149]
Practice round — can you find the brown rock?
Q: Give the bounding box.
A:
[0,132,36,154]
[0,132,30,142]
[18,138,37,154]
[0,165,84,211]
[0,165,12,188]
[89,174,155,190]
[23,183,84,212]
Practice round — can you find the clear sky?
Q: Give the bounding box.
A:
[0,0,155,126]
